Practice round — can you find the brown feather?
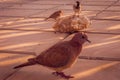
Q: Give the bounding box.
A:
[35,42,81,68]
[14,32,90,72]
[45,10,63,21]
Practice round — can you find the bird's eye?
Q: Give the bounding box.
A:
[82,36,85,38]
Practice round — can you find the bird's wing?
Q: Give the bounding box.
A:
[35,43,71,68]
[48,11,59,18]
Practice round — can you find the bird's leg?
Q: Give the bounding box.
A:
[54,31,57,34]
[61,73,74,79]
[73,13,77,18]
[77,13,80,17]
[52,71,61,76]
[67,31,79,34]
[52,72,74,79]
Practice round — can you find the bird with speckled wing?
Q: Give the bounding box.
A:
[44,10,63,21]
[14,32,91,79]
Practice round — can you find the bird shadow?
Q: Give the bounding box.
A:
[8,68,70,80]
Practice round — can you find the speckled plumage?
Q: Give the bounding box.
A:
[44,10,63,21]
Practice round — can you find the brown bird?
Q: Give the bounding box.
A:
[73,1,81,15]
[44,10,63,21]
[14,32,91,79]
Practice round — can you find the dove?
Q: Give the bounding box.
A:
[44,10,63,21]
[14,32,91,79]
[73,1,81,15]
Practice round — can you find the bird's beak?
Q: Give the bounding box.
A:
[85,39,91,43]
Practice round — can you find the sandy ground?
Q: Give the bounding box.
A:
[0,0,120,80]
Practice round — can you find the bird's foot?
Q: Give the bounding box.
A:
[52,72,74,79]
[67,31,79,34]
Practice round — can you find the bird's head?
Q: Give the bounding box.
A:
[71,32,91,44]
[57,10,62,13]
[75,1,81,9]
[76,1,80,4]
[58,10,63,15]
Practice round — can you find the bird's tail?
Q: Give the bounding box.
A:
[13,58,36,69]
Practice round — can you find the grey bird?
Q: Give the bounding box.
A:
[44,10,63,21]
[14,32,91,79]
[73,1,81,15]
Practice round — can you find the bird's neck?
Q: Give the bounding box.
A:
[70,40,83,56]
[76,2,80,8]
[70,40,82,47]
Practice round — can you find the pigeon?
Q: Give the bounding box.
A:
[14,32,91,79]
[44,10,63,21]
[73,1,81,15]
